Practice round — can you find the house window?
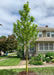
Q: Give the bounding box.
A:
[51,32,54,37]
[49,43,53,50]
[39,34,42,37]
[39,43,43,50]
[44,43,48,50]
[47,32,50,37]
[38,32,42,37]
[46,32,54,37]
[38,43,54,51]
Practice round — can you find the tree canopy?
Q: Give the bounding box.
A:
[0,34,17,52]
[13,2,38,49]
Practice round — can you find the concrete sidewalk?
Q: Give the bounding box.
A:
[0,64,54,69]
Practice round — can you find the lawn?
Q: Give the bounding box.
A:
[0,67,54,75]
[0,56,7,60]
[0,56,20,66]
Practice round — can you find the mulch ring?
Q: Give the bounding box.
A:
[17,71,37,75]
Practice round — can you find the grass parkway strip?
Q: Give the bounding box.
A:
[0,67,54,75]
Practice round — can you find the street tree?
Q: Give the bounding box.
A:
[13,2,38,73]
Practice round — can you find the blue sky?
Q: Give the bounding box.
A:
[0,0,54,36]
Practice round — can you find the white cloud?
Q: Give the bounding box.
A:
[44,0,54,8]
[0,0,54,36]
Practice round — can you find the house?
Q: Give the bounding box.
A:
[28,25,54,56]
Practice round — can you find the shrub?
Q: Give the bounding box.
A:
[29,61,43,65]
[45,52,54,58]
[42,57,46,62]
[38,53,44,57]
[38,53,45,62]
[50,56,53,60]
[35,55,41,61]
[17,49,24,59]
[30,55,41,61]
[33,61,43,65]
[46,57,51,63]
[29,60,34,64]
[51,59,54,63]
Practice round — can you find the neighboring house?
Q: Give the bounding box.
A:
[28,25,54,57]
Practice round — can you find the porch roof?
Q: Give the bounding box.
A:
[37,27,54,31]
[36,37,54,42]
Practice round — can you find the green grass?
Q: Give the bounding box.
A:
[0,56,7,59]
[0,67,54,75]
[0,56,20,66]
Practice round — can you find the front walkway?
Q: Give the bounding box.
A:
[0,60,54,69]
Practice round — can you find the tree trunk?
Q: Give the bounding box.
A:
[26,44,28,74]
